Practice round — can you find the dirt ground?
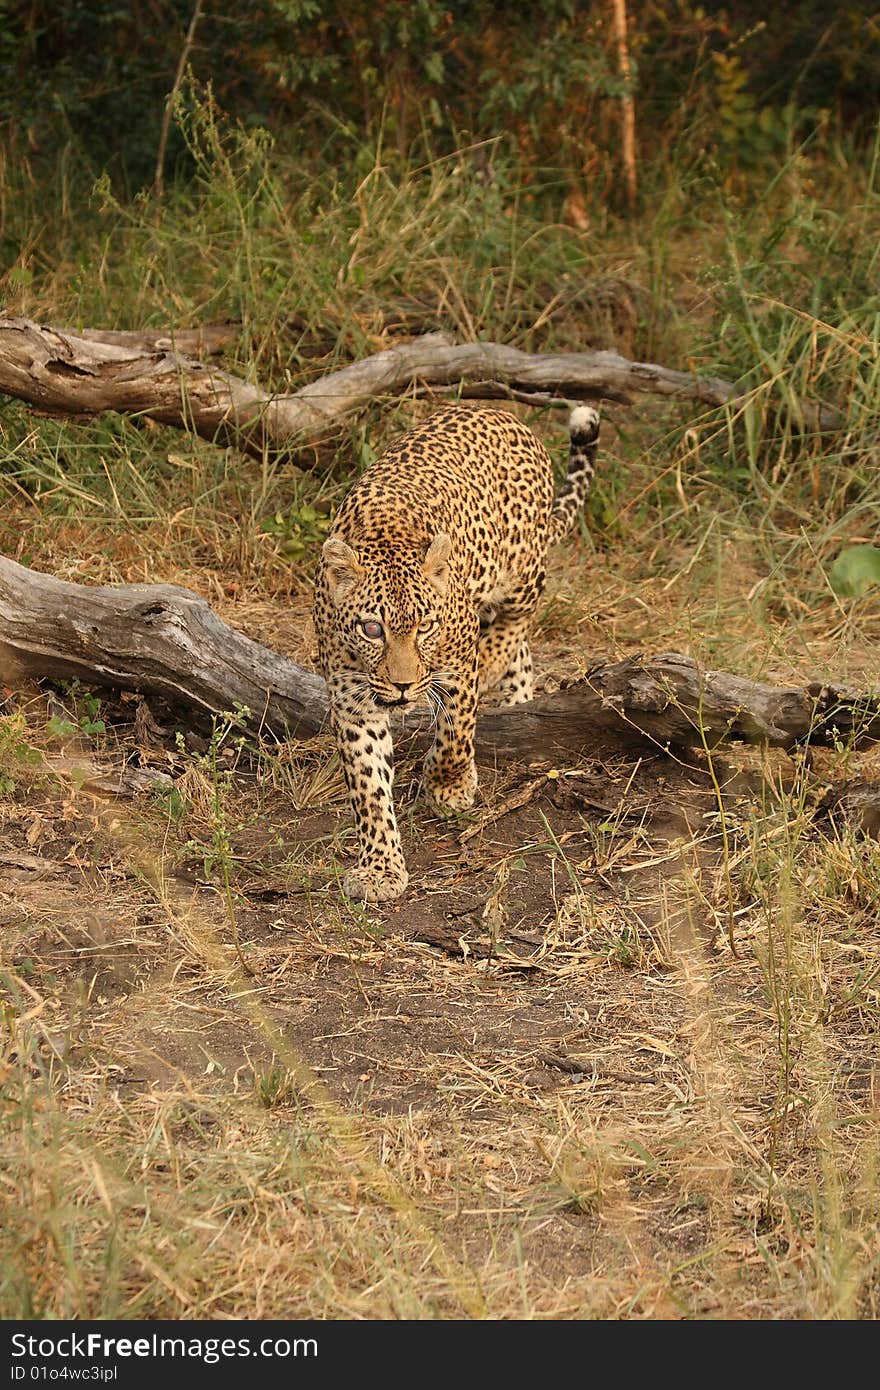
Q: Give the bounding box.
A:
[3,612,879,1318]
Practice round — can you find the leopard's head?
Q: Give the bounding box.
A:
[321,532,451,708]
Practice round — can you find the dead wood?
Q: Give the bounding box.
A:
[0,556,327,740]
[1,557,877,759]
[0,315,842,463]
[77,323,240,356]
[815,779,880,837]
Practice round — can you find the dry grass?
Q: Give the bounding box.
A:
[2,117,880,1320]
[2,506,878,1318]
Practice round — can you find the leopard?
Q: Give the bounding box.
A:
[313,403,600,903]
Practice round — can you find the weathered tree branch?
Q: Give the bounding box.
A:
[77,323,240,356]
[1,557,877,758]
[0,315,842,463]
[0,556,327,740]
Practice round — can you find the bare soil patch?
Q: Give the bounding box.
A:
[3,640,878,1317]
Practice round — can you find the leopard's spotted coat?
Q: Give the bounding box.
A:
[313,404,600,902]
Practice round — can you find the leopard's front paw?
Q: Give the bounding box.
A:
[423,763,479,814]
[342,861,409,903]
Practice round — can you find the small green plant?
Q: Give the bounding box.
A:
[152,783,186,823]
[253,1063,300,1109]
[0,712,42,794]
[46,684,107,741]
[190,706,253,974]
[829,545,880,598]
[262,499,334,562]
[712,50,812,175]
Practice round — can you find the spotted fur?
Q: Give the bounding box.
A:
[313,404,600,902]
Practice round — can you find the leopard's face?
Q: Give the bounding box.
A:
[335,583,446,708]
[321,532,451,711]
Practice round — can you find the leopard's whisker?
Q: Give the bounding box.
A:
[425,690,442,731]
[428,685,449,728]
[428,680,454,731]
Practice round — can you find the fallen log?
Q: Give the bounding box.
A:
[0,315,841,463]
[1,556,877,758]
[77,322,240,356]
[0,557,327,741]
[815,779,880,837]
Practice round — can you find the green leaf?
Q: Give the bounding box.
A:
[47,715,77,738]
[829,545,880,597]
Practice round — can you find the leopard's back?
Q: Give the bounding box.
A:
[332,405,556,602]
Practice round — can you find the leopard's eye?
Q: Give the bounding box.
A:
[418,617,438,635]
[359,619,384,640]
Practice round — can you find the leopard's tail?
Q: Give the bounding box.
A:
[549,405,600,542]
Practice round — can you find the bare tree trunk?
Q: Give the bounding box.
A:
[1,556,877,758]
[0,316,842,464]
[611,0,638,213]
[153,0,205,203]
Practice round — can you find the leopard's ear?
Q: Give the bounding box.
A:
[423,532,451,596]
[322,537,363,603]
